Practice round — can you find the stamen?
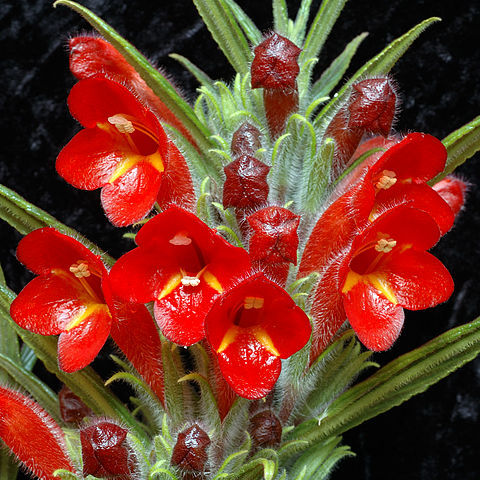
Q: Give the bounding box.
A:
[375,238,397,253]
[244,297,264,310]
[169,232,192,246]
[181,276,201,287]
[375,169,397,190]
[108,114,135,134]
[69,260,91,278]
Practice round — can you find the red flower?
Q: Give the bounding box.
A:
[81,420,135,479]
[205,273,311,399]
[432,175,467,217]
[109,206,251,346]
[10,229,165,396]
[0,386,75,480]
[69,35,196,147]
[56,77,194,227]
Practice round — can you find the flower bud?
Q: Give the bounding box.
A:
[231,122,263,158]
[171,424,211,477]
[433,175,467,217]
[251,33,301,138]
[59,385,92,424]
[81,420,134,479]
[249,410,282,449]
[223,155,270,211]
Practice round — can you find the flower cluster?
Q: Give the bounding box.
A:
[0,2,475,480]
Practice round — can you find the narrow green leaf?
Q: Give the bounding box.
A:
[0,184,114,266]
[0,265,5,284]
[169,53,213,87]
[431,115,480,184]
[292,0,314,44]
[273,0,289,36]
[0,353,60,422]
[161,340,184,429]
[20,344,37,371]
[301,137,334,212]
[299,0,349,84]
[315,17,440,129]
[192,0,252,74]
[311,32,368,99]
[292,316,480,445]
[0,451,18,480]
[222,0,262,45]
[54,0,212,155]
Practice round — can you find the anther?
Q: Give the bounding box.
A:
[169,232,192,246]
[375,238,397,253]
[375,170,397,190]
[108,114,135,134]
[244,297,264,309]
[181,276,201,287]
[69,260,91,278]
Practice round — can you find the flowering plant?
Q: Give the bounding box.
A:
[0,1,479,479]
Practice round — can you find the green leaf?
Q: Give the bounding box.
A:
[0,284,146,441]
[314,17,440,129]
[0,184,114,266]
[0,353,60,422]
[169,53,213,87]
[273,0,289,36]
[54,0,212,155]
[191,0,252,74]
[291,316,480,445]
[292,0,314,44]
[0,451,18,480]
[298,0,349,88]
[222,0,262,45]
[431,115,480,184]
[20,344,37,371]
[311,32,368,99]
[301,137,334,212]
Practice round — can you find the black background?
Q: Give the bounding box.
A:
[1,1,479,479]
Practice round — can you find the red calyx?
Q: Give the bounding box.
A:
[59,386,92,424]
[250,410,282,449]
[223,155,270,211]
[81,421,134,479]
[231,122,263,157]
[171,424,211,474]
[251,33,301,138]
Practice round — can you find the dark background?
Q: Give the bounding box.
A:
[1,1,479,479]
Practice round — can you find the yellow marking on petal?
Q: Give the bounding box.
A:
[65,304,110,331]
[108,154,143,183]
[342,271,397,305]
[202,271,223,293]
[244,297,264,309]
[158,273,183,300]
[250,326,280,356]
[217,325,240,353]
[216,325,280,357]
[147,151,164,174]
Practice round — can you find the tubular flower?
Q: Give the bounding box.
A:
[56,77,195,227]
[9,228,164,391]
[109,205,252,346]
[0,386,75,480]
[69,35,196,146]
[205,273,311,399]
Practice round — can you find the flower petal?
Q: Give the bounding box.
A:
[58,306,112,372]
[101,161,162,226]
[10,274,92,335]
[216,335,282,399]
[373,132,446,183]
[15,228,105,276]
[385,249,454,310]
[343,281,405,351]
[433,176,467,217]
[56,127,125,190]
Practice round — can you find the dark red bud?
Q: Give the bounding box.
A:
[223,155,270,211]
[347,78,397,136]
[251,33,301,90]
[248,207,300,264]
[263,88,299,139]
[433,176,467,217]
[59,385,93,424]
[250,410,282,449]
[81,421,134,479]
[171,424,211,474]
[231,122,263,157]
